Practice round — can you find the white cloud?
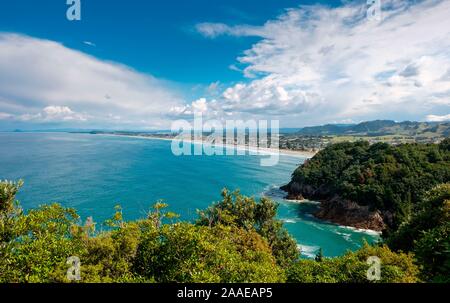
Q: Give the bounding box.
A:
[0,33,184,128]
[170,97,210,116]
[195,23,263,38]
[193,0,450,125]
[426,114,450,122]
[18,106,87,122]
[3,1,450,129]
[0,112,13,120]
[83,41,96,47]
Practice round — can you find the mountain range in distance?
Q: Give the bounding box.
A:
[289,120,450,138]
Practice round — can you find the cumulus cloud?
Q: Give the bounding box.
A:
[0,33,184,128]
[18,106,88,122]
[193,0,450,125]
[426,114,450,122]
[170,98,210,116]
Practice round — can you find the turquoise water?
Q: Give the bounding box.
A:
[0,132,379,258]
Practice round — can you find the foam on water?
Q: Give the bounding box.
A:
[297,244,321,258]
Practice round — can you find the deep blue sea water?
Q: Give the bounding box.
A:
[0,132,379,258]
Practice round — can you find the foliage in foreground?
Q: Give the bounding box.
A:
[0,180,421,283]
[287,243,419,283]
[197,189,299,268]
[387,183,450,282]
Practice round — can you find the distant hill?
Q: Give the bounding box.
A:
[295,120,450,138]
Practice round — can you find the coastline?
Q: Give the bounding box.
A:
[268,186,382,237]
[280,182,386,232]
[291,200,382,236]
[97,133,318,159]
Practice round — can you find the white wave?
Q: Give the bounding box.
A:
[339,225,382,237]
[297,244,321,259]
[335,231,352,242]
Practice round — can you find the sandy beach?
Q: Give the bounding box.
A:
[99,133,318,158]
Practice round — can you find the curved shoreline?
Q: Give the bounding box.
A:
[96,133,318,159]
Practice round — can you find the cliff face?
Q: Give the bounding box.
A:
[315,197,386,231]
[281,181,387,232]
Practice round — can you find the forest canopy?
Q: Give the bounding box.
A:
[287,139,450,229]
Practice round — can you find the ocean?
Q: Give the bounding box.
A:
[0,132,379,258]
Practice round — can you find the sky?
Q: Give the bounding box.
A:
[0,0,449,130]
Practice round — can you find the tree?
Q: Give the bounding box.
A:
[197,189,299,267]
[315,248,324,262]
[0,179,23,242]
[387,183,450,282]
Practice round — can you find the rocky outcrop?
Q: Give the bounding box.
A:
[281,182,387,232]
[280,183,304,200]
[314,197,386,231]
[281,181,331,201]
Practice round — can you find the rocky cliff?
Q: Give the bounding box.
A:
[281,181,387,232]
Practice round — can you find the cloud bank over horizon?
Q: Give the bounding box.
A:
[1,0,450,130]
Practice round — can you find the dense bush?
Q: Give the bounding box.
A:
[0,182,284,283]
[197,189,299,268]
[286,243,419,283]
[134,222,284,282]
[387,184,450,282]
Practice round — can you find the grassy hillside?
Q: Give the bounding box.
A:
[295,120,450,141]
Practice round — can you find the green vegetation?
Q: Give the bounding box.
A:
[0,180,421,283]
[285,138,450,282]
[287,244,419,283]
[290,139,450,228]
[387,184,450,282]
[197,189,299,268]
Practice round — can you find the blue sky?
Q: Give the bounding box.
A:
[0,0,449,130]
[1,1,337,85]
